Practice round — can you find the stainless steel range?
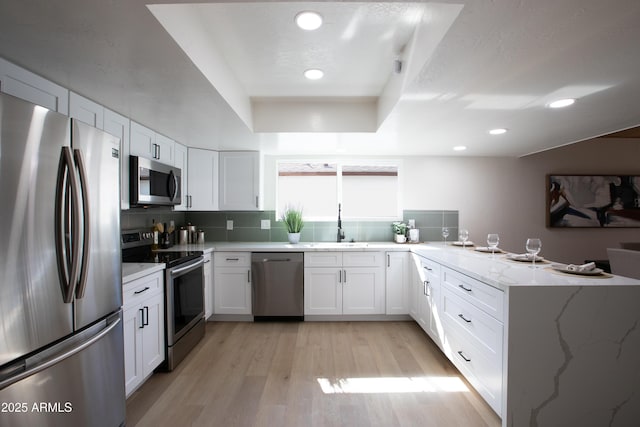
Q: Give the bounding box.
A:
[121,229,205,371]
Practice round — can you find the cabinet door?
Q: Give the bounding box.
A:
[0,57,69,114]
[69,92,104,129]
[173,142,188,211]
[219,151,260,210]
[123,304,143,397]
[203,254,213,320]
[213,267,251,314]
[188,148,219,210]
[154,133,174,165]
[304,268,342,315]
[385,252,410,315]
[428,280,443,348]
[130,121,156,160]
[342,267,385,315]
[141,292,165,377]
[104,108,130,210]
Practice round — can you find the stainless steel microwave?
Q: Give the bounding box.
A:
[130,156,181,206]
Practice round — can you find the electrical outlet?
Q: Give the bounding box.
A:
[408,219,415,228]
[226,220,233,230]
[261,219,271,230]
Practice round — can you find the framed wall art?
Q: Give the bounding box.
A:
[548,175,640,227]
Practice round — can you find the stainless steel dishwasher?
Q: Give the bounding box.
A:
[251,252,304,320]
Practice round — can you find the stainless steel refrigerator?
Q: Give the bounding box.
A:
[0,93,125,426]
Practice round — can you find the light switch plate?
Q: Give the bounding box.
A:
[226,220,233,230]
[408,219,415,228]
[261,219,271,230]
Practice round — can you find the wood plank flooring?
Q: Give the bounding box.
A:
[126,321,501,427]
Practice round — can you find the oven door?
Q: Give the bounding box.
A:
[130,155,181,206]
[165,256,204,346]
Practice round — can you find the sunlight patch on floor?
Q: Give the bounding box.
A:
[317,376,469,394]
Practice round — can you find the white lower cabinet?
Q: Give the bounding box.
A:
[213,252,252,315]
[413,255,504,416]
[122,270,165,397]
[385,252,410,315]
[304,251,385,316]
[203,253,213,319]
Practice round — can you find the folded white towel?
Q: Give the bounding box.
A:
[566,262,596,272]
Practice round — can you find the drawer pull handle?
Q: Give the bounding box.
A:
[457,351,471,362]
[423,266,432,271]
[226,258,239,261]
[134,286,150,295]
[458,313,472,323]
[458,284,472,292]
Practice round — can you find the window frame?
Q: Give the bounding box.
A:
[275,158,403,222]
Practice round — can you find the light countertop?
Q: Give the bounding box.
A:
[413,243,640,290]
[124,241,640,289]
[122,263,166,284]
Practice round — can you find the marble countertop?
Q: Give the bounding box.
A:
[168,241,417,252]
[122,263,166,284]
[413,243,640,290]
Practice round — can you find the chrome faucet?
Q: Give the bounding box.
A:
[337,203,345,242]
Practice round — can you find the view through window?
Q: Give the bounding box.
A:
[277,161,400,221]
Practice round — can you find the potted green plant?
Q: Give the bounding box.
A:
[392,221,407,243]
[281,206,304,244]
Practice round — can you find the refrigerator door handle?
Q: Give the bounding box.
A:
[73,149,91,299]
[54,146,81,303]
[0,316,121,390]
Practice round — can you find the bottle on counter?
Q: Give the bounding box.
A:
[151,219,159,250]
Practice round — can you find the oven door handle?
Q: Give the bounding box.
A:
[169,257,204,276]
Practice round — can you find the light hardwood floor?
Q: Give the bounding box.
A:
[126,321,501,427]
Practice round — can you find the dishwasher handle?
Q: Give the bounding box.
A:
[259,258,292,262]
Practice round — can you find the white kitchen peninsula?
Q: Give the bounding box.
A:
[414,244,640,427]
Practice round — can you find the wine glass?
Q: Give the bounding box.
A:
[526,238,542,268]
[487,233,499,257]
[442,227,450,245]
[459,229,469,248]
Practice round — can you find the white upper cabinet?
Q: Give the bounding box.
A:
[173,142,188,211]
[130,121,174,166]
[219,151,261,211]
[0,57,69,114]
[104,108,131,210]
[187,148,219,211]
[69,92,104,129]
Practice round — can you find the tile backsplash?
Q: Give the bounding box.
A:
[122,209,458,243]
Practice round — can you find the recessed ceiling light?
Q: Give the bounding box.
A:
[304,69,324,80]
[295,11,323,31]
[489,128,507,135]
[453,146,467,151]
[547,98,576,109]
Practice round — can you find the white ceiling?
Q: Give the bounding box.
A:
[0,0,639,157]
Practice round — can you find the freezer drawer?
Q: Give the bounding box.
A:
[251,252,304,319]
[0,312,125,427]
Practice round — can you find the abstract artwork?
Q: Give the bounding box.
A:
[548,175,640,227]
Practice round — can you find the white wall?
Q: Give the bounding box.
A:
[264,137,640,263]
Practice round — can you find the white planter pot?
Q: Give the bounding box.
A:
[288,232,301,244]
[395,234,406,243]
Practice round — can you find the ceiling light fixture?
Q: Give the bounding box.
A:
[304,68,324,80]
[547,98,576,109]
[489,128,507,135]
[295,11,323,30]
[453,146,467,151]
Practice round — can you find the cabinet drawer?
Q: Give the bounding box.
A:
[444,326,502,415]
[305,252,342,267]
[442,287,503,356]
[342,251,384,267]
[123,271,163,308]
[420,257,441,277]
[441,267,504,321]
[214,252,251,267]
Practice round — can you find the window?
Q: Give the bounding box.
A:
[277,161,401,221]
